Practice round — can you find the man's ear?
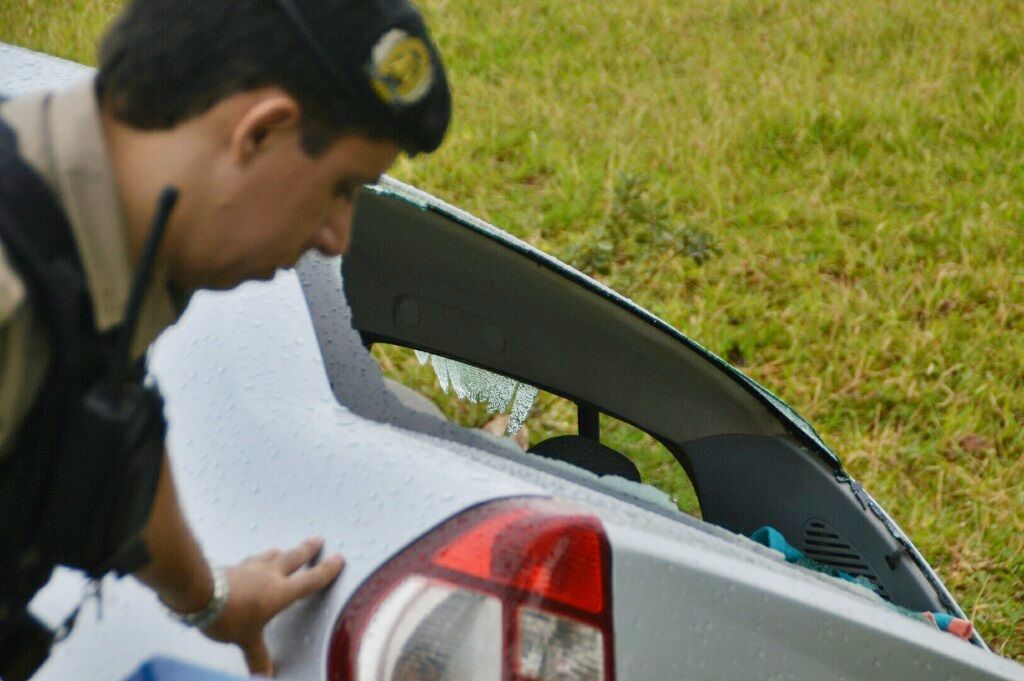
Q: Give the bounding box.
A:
[229,93,302,165]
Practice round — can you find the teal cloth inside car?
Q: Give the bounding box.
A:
[749,526,974,641]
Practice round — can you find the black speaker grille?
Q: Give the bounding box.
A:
[802,519,889,601]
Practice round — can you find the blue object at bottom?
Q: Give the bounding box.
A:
[121,657,249,681]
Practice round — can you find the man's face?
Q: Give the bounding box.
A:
[175,117,400,291]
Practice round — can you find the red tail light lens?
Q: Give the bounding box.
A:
[328,497,615,681]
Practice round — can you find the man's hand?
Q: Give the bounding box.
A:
[203,537,345,677]
[135,458,345,676]
[481,414,530,451]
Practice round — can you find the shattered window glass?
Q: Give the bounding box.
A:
[414,351,538,438]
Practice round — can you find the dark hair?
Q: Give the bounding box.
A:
[97,0,384,155]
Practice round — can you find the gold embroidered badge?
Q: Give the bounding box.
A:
[369,29,433,106]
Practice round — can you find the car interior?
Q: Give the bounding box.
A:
[340,185,965,624]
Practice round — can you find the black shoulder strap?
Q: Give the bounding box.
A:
[0,109,99,375]
[0,112,95,681]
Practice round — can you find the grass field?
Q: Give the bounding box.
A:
[3,0,1022,660]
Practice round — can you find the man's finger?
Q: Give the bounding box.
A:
[256,548,282,563]
[514,424,530,451]
[276,536,325,574]
[243,635,274,678]
[481,414,510,437]
[273,554,345,610]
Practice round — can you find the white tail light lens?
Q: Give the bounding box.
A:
[357,576,502,681]
[330,498,615,681]
[517,607,604,681]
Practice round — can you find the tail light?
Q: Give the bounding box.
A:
[328,497,615,681]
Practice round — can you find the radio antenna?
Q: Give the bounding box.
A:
[109,186,179,388]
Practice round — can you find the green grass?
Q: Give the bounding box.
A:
[3,0,1022,659]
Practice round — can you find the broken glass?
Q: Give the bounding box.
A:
[414,351,537,438]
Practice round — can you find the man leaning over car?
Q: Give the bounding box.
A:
[0,0,451,677]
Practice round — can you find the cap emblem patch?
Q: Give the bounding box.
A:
[369,28,433,106]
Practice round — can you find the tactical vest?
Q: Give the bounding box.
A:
[0,112,167,679]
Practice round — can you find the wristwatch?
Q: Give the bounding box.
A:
[166,567,230,630]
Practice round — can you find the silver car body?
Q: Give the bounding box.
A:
[2,43,1022,681]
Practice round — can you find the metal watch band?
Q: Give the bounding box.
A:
[167,567,229,630]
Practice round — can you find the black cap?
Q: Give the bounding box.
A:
[269,0,452,155]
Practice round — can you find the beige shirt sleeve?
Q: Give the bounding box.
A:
[0,242,50,458]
